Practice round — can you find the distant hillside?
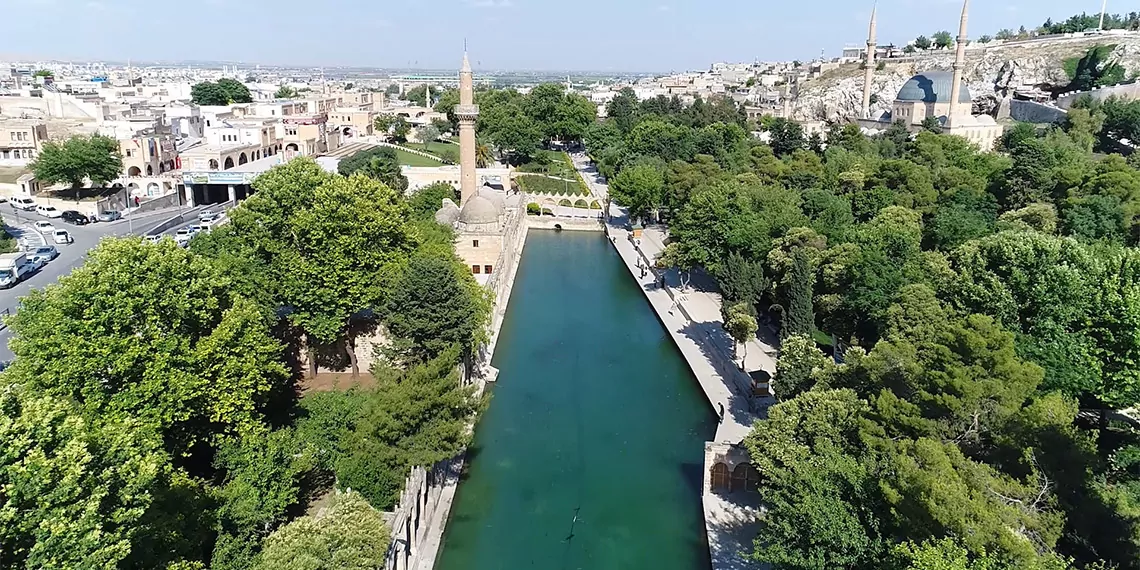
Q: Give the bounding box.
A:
[793,34,1140,122]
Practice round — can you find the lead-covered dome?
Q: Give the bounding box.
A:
[434,198,460,225]
[896,71,970,104]
[459,194,500,225]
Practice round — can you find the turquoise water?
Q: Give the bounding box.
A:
[435,230,715,570]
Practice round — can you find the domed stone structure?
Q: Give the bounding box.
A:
[477,186,506,212]
[896,72,971,104]
[435,198,460,226]
[458,194,502,230]
[854,0,1003,151]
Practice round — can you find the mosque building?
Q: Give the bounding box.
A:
[855,0,1003,150]
[433,50,516,284]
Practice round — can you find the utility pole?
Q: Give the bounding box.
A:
[1100,0,1108,31]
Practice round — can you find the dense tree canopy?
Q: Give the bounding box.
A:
[191,79,253,105]
[585,94,1140,569]
[30,134,123,190]
[0,151,495,568]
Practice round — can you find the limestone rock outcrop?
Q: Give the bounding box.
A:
[793,35,1140,122]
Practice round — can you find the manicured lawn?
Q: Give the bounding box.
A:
[393,148,443,167]
[404,141,458,156]
[516,174,588,196]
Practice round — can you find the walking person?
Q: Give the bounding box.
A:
[718,402,725,423]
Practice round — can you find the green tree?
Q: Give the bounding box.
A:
[609,162,664,222]
[716,251,770,308]
[385,250,492,363]
[932,30,953,49]
[785,248,816,337]
[773,333,829,401]
[418,124,440,143]
[274,85,298,99]
[401,84,431,106]
[191,81,230,106]
[606,87,639,132]
[766,117,806,157]
[225,158,417,378]
[252,490,390,570]
[0,391,167,570]
[30,134,123,190]
[914,35,932,50]
[391,116,412,143]
[407,181,459,220]
[725,304,758,364]
[4,238,287,464]
[217,78,253,103]
[338,146,407,194]
[373,114,396,135]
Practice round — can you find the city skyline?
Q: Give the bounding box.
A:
[2,0,1112,72]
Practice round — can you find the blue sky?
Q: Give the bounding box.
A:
[2,0,1106,71]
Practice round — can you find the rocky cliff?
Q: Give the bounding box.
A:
[793,34,1140,122]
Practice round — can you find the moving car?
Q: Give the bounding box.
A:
[29,245,59,263]
[143,234,163,244]
[35,205,62,218]
[96,210,122,222]
[33,220,54,232]
[22,256,45,272]
[60,210,90,225]
[52,229,73,244]
[10,197,35,211]
[198,210,220,223]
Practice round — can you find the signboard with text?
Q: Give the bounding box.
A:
[182,171,258,185]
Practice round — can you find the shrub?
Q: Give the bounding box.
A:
[574,199,588,208]
[526,202,541,215]
[559,198,572,206]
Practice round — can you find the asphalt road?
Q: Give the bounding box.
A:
[0,203,217,361]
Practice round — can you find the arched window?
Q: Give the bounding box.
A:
[710,463,730,492]
[731,463,761,493]
[208,159,219,170]
[223,156,235,169]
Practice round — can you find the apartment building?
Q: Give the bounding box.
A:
[0,120,49,162]
[328,108,374,139]
[119,135,179,177]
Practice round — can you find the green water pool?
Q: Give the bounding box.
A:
[435,230,715,570]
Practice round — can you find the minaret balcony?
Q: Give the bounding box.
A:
[455,104,480,120]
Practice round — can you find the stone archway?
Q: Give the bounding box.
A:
[208,159,219,170]
[146,182,160,196]
[223,157,235,169]
[238,152,248,165]
[145,164,153,176]
[285,143,299,152]
[127,166,142,177]
[731,463,760,493]
[710,462,730,492]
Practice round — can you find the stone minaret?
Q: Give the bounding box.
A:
[457,51,480,205]
[947,0,969,124]
[860,4,877,119]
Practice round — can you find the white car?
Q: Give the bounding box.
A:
[143,234,163,244]
[35,205,62,218]
[174,227,196,246]
[10,197,35,211]
[33,220,54,232]
[52,229,73,244]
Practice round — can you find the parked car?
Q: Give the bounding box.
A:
[35,205,62,218]
[22,256,45,272]
[30,245,59,263]
[198,210,221,223]
[143,234,163,244]
[60,210,90,225]
[189,224,208,234]
[10,197,36,211]
[96,210,122,222]
[33,220,54,232]
[52,229,73,244]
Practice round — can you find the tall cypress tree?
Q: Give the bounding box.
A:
[786,249,815,338]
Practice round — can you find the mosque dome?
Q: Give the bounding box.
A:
[477,186,506,211]
[459,194,501,225]
[896,71,971,104]
[434,198,460,225]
